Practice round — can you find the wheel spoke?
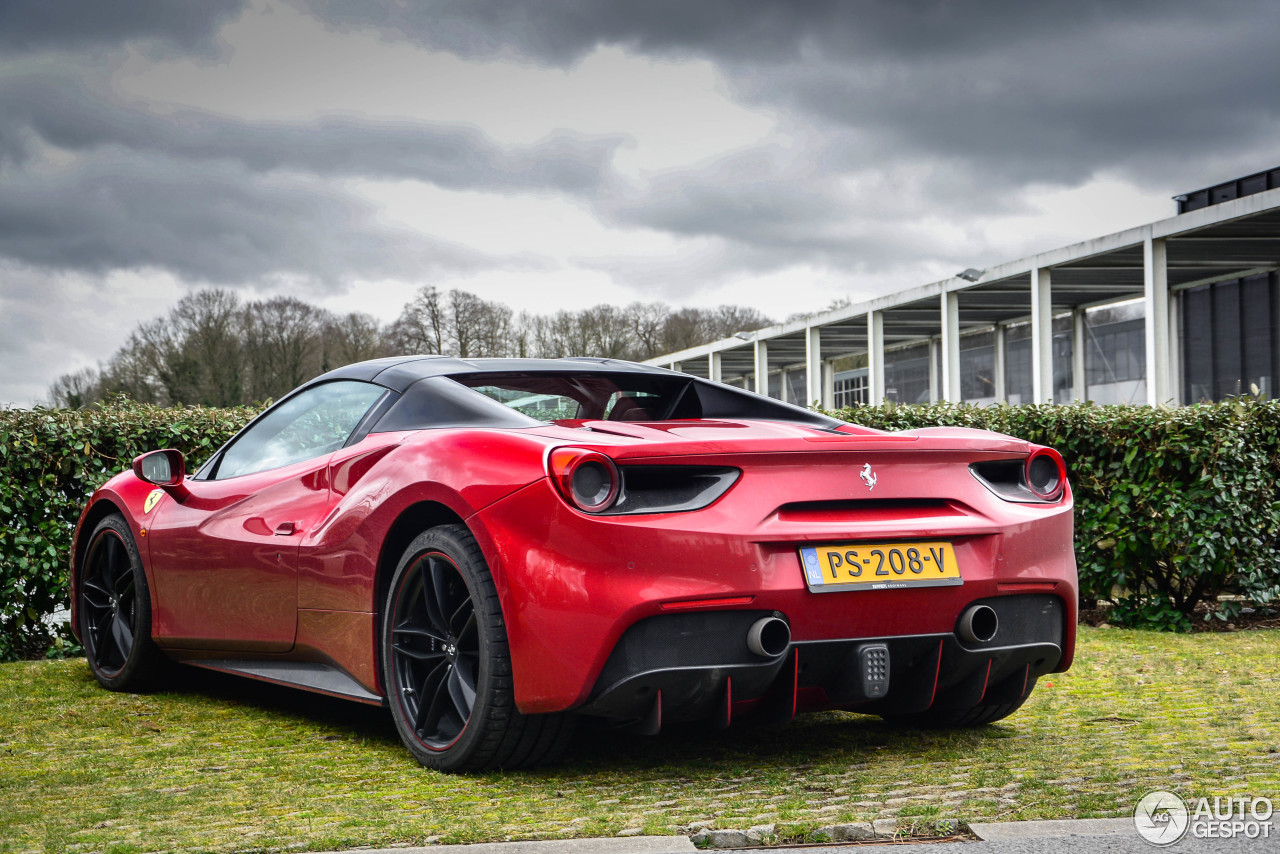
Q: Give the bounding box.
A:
[110,611,133,658]
[396,624,448,637]
[446,663,476,720]
[92,616,114,666]
[414,660,450,734]
[416,559,444,636]
[81,578,112,610]
[455,611,477,647]
[113,570,135,599]
[393,642,445,662]
[394,623,447,643]
[427,558,453,634]
[104,536,121,577]
[447,597,473,638]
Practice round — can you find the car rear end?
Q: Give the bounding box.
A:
[473,418,1076,730]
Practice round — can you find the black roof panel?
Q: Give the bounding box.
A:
[314,355,678,394]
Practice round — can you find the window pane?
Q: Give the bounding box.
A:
[1212,282,1243,399]
[1005,336,1032,404]
[1241,274,1274,397]
[218,381,385,479]
[960,335,995,403]
[1182,286,1213,402]
[884,343,931,403]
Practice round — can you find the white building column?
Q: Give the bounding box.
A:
[928,339,940,403]
[821,359,836,409]
[1072,308,1087,402]
[993,324,1007,404]
[1144,235,1172,405]
[1168,291,1182,404]
[708,351,723,383]
[779,368,790,402]
[941,291,961,402]
[1031,266,1053,403]
[670,361,682,373]
[805,326,822,406]
[867,310,886,405]
[753,338,769,396]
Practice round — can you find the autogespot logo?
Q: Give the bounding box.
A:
[1134,791,1190,846]
[1134,790,1275,845]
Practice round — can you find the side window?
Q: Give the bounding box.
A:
[216,381,386,479]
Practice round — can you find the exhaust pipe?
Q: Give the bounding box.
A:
[957,604,999,644]
[746,616,791,658]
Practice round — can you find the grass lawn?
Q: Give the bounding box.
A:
[2,626,1277,853]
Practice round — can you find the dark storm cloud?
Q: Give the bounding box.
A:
[0,74,625,194]
[294,0,1179,65]
[297,0,1280,192]
[0,150,506,285]
[0,0,247,57]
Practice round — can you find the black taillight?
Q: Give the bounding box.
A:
[971,447,1067,504]
[549,448,620,513]
[1025,449,1066,501]
[547,449,739,515]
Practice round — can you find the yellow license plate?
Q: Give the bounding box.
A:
[799,541,961,591]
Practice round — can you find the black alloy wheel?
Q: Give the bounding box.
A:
[389,550,480,750]
[382,524,576,772]
[79,514,165,690]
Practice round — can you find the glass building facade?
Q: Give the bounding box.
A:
[1182,272,1279,402]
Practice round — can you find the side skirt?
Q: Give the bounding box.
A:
[183,659,386,706]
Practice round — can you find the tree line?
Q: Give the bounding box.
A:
[48,286,774,408]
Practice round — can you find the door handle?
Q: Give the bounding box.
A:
[274,522,297,536]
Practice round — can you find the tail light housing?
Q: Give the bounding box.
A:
[970,446,1068,504]
[548,448,741,515]
[1025,447,1066,501]
[549,448,620,513]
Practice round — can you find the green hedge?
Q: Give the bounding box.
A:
[831,400,1280,630]
[0,399,257,661]
[3,398,1280,659]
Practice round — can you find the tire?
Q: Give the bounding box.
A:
[381,524,575,772]
[78,514,167,691]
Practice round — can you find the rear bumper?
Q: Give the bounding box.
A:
[475,467,1077,715]
[578,593,1064,724]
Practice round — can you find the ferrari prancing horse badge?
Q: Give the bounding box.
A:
[144,489,164,514]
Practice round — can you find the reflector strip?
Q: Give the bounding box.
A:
[976,659,992,704]
[927,639,943,707]
[659,596,754,611]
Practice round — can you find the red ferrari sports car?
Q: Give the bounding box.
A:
[71,356,1076,771]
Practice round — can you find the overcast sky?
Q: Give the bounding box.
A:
[2,0,1278,406]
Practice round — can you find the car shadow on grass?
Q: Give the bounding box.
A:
[559,713,1021,777]
[112,662,1023,777]
[150,662,403,746]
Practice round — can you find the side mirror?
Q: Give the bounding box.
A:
[133,449,187,488]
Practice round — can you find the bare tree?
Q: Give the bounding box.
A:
[449,289,514,358]
[174,289,246,406]
[46,283,775,407]
[705,305,774,340]
[388,286,448,355]
[243,297,325,401]
[578,304,634,359]
[46,367,102,408]
[628,301,670,360]
[323,312,389,369]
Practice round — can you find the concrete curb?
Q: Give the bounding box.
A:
[323,814,1280,852]
[967,818,1134,840]
[315,838,696,854]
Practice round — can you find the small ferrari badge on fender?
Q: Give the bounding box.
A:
[144,489,164,514]
[860,463,877,490]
